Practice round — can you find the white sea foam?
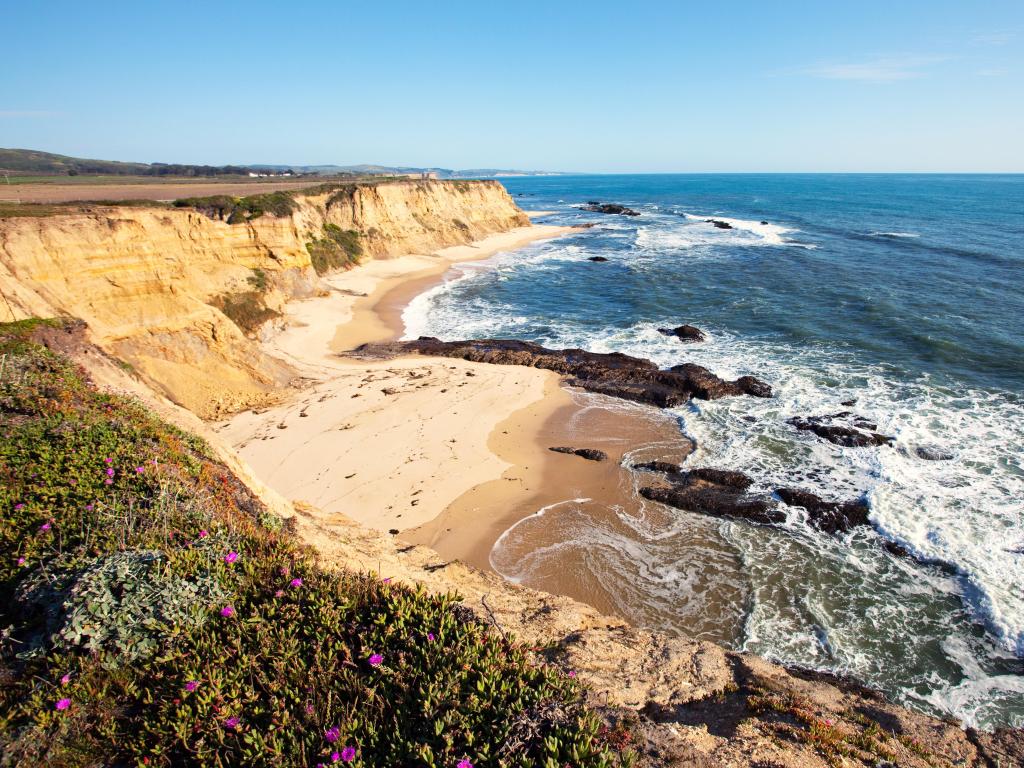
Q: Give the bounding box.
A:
[681,212,801,246]
[869,231,921,238]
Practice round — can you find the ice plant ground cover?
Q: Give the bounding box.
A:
[0,319,632,767]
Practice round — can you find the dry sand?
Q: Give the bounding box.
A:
[216,224,576,532]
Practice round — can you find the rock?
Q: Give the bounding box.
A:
[787,413,893,447]
[587,256,609,262]
[549,446,608,462]
[640,467,781,525]
[775,487,871,533]
[689,467,753,490]
[657,324,706,343]
[915,445,954,461]
[705,219,733,229]
[355,338,772,409]
[841,398,857,407]
[581,202,641,216]
[632,461,683,475]
[760,220,769,225]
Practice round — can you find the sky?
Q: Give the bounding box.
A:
[3,1,1023,172]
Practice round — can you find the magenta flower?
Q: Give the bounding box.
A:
[427,632,436,642]
[104,478,112,485]
[330,753,340,763]
[289,577,303,588]
[60,673,72,685]
[55,698,71,711]
[185,680,199,692]
[381,577,392,584]
[105,467,115,477]
[275,589,285,598]
[220,605,235,618]
[341,746,357,762]
[198,529,209,538]
[224,551,239,564]
[223,716,240,729]
[14,503,25,511]
[568,670,577,678]
[367,653,383,667]
[325,725,341,743]
[16,557,25,566]
[104,457,113,464]
[457,760,473,768]
[135,466,144,474]
[39,522,51,532]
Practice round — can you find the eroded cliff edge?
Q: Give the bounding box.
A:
[0,179,528,418]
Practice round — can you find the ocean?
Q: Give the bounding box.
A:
[403,174,1024,729]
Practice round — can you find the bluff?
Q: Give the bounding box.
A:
[0,180,528,418]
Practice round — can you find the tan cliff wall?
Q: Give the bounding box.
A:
[0,180,528,418]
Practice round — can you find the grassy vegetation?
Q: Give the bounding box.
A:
[214,291,281,336]
[0,319,631,767]
[173,192,299,223]
[306,224,364,275]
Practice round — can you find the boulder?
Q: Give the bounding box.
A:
[632,461,683,475]
[775,487,871,534]
[587,256,609,262]
[705,219,733,229]
[581,202,641,216]
[549,447,608,462]
[787,413,893,447]
[658,324,706,343]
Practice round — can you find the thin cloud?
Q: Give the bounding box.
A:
[802,54,950,82]
[971,31,1016,46]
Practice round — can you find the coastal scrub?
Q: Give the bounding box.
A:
[0,318,631,767]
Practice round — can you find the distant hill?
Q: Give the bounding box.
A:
[0,148,268,178]
[1,148,561,180]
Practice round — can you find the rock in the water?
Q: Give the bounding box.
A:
[632,460,683,475]
[640,467,781,525]
[549,446,608,462]
[760,220,769,225]
[775,487,870,534]
[787,413,893,447]
[657,324,706,343]
[915,445,954,461]
[581,202,641,216]
[705,219,733,229]
[354,338,772,409]
[587,256,609,262]
[689,467,753,490]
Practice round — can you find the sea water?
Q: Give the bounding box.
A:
[403,174,1024,729]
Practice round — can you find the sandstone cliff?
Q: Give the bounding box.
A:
[0,180,528,418]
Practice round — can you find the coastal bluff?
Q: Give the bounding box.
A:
[0,179,527,418]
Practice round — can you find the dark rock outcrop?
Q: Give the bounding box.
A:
[658,324,706,342]
[706,219,733,229]
[640,467,783,526]
[632,460,684,475]
[549,446,608,462]
[775,487,871,534]
[587,256,609,262]
[354,338,772,409]
[581,202,641,216]
[915,445,954,461]
[788,412,894,447]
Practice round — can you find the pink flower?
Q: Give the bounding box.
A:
[325,726,341,743]
[55,698,71,711]
[39,522,51,531]
[330,753,340,763]
[341,746,357,762]
[568,670,577,678]
[104,478,112,485]
[106,468,115,477]
[367,653,383,667]
[427,632,436,642]
[223,716,239,729]
[224,551,238,564]
[14,503,25,510]
[60,673,71,685]
[185,680,199,692]
[457,761,473,768]
[289,577,303,588]
[104,458,113,464]
[198,529,209,538]
[135,466,144,474]
[382,577,392,584]
[274,589,285,598]
[220,605,235,618]
[16,557,25,566]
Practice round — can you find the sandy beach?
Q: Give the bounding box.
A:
[216,224,577,533]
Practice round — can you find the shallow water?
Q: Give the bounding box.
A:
[403,174,1024,729]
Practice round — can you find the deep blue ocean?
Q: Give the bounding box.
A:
[404,174,1024,728]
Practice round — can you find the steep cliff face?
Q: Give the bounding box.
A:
[0,180,528,417]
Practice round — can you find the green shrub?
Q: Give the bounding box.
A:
[306,224,363,275]
[214,291,280,335]
[174,191,298,224]
[0,320,633,767]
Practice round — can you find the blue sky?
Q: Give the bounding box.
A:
[3,1,1022,172]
